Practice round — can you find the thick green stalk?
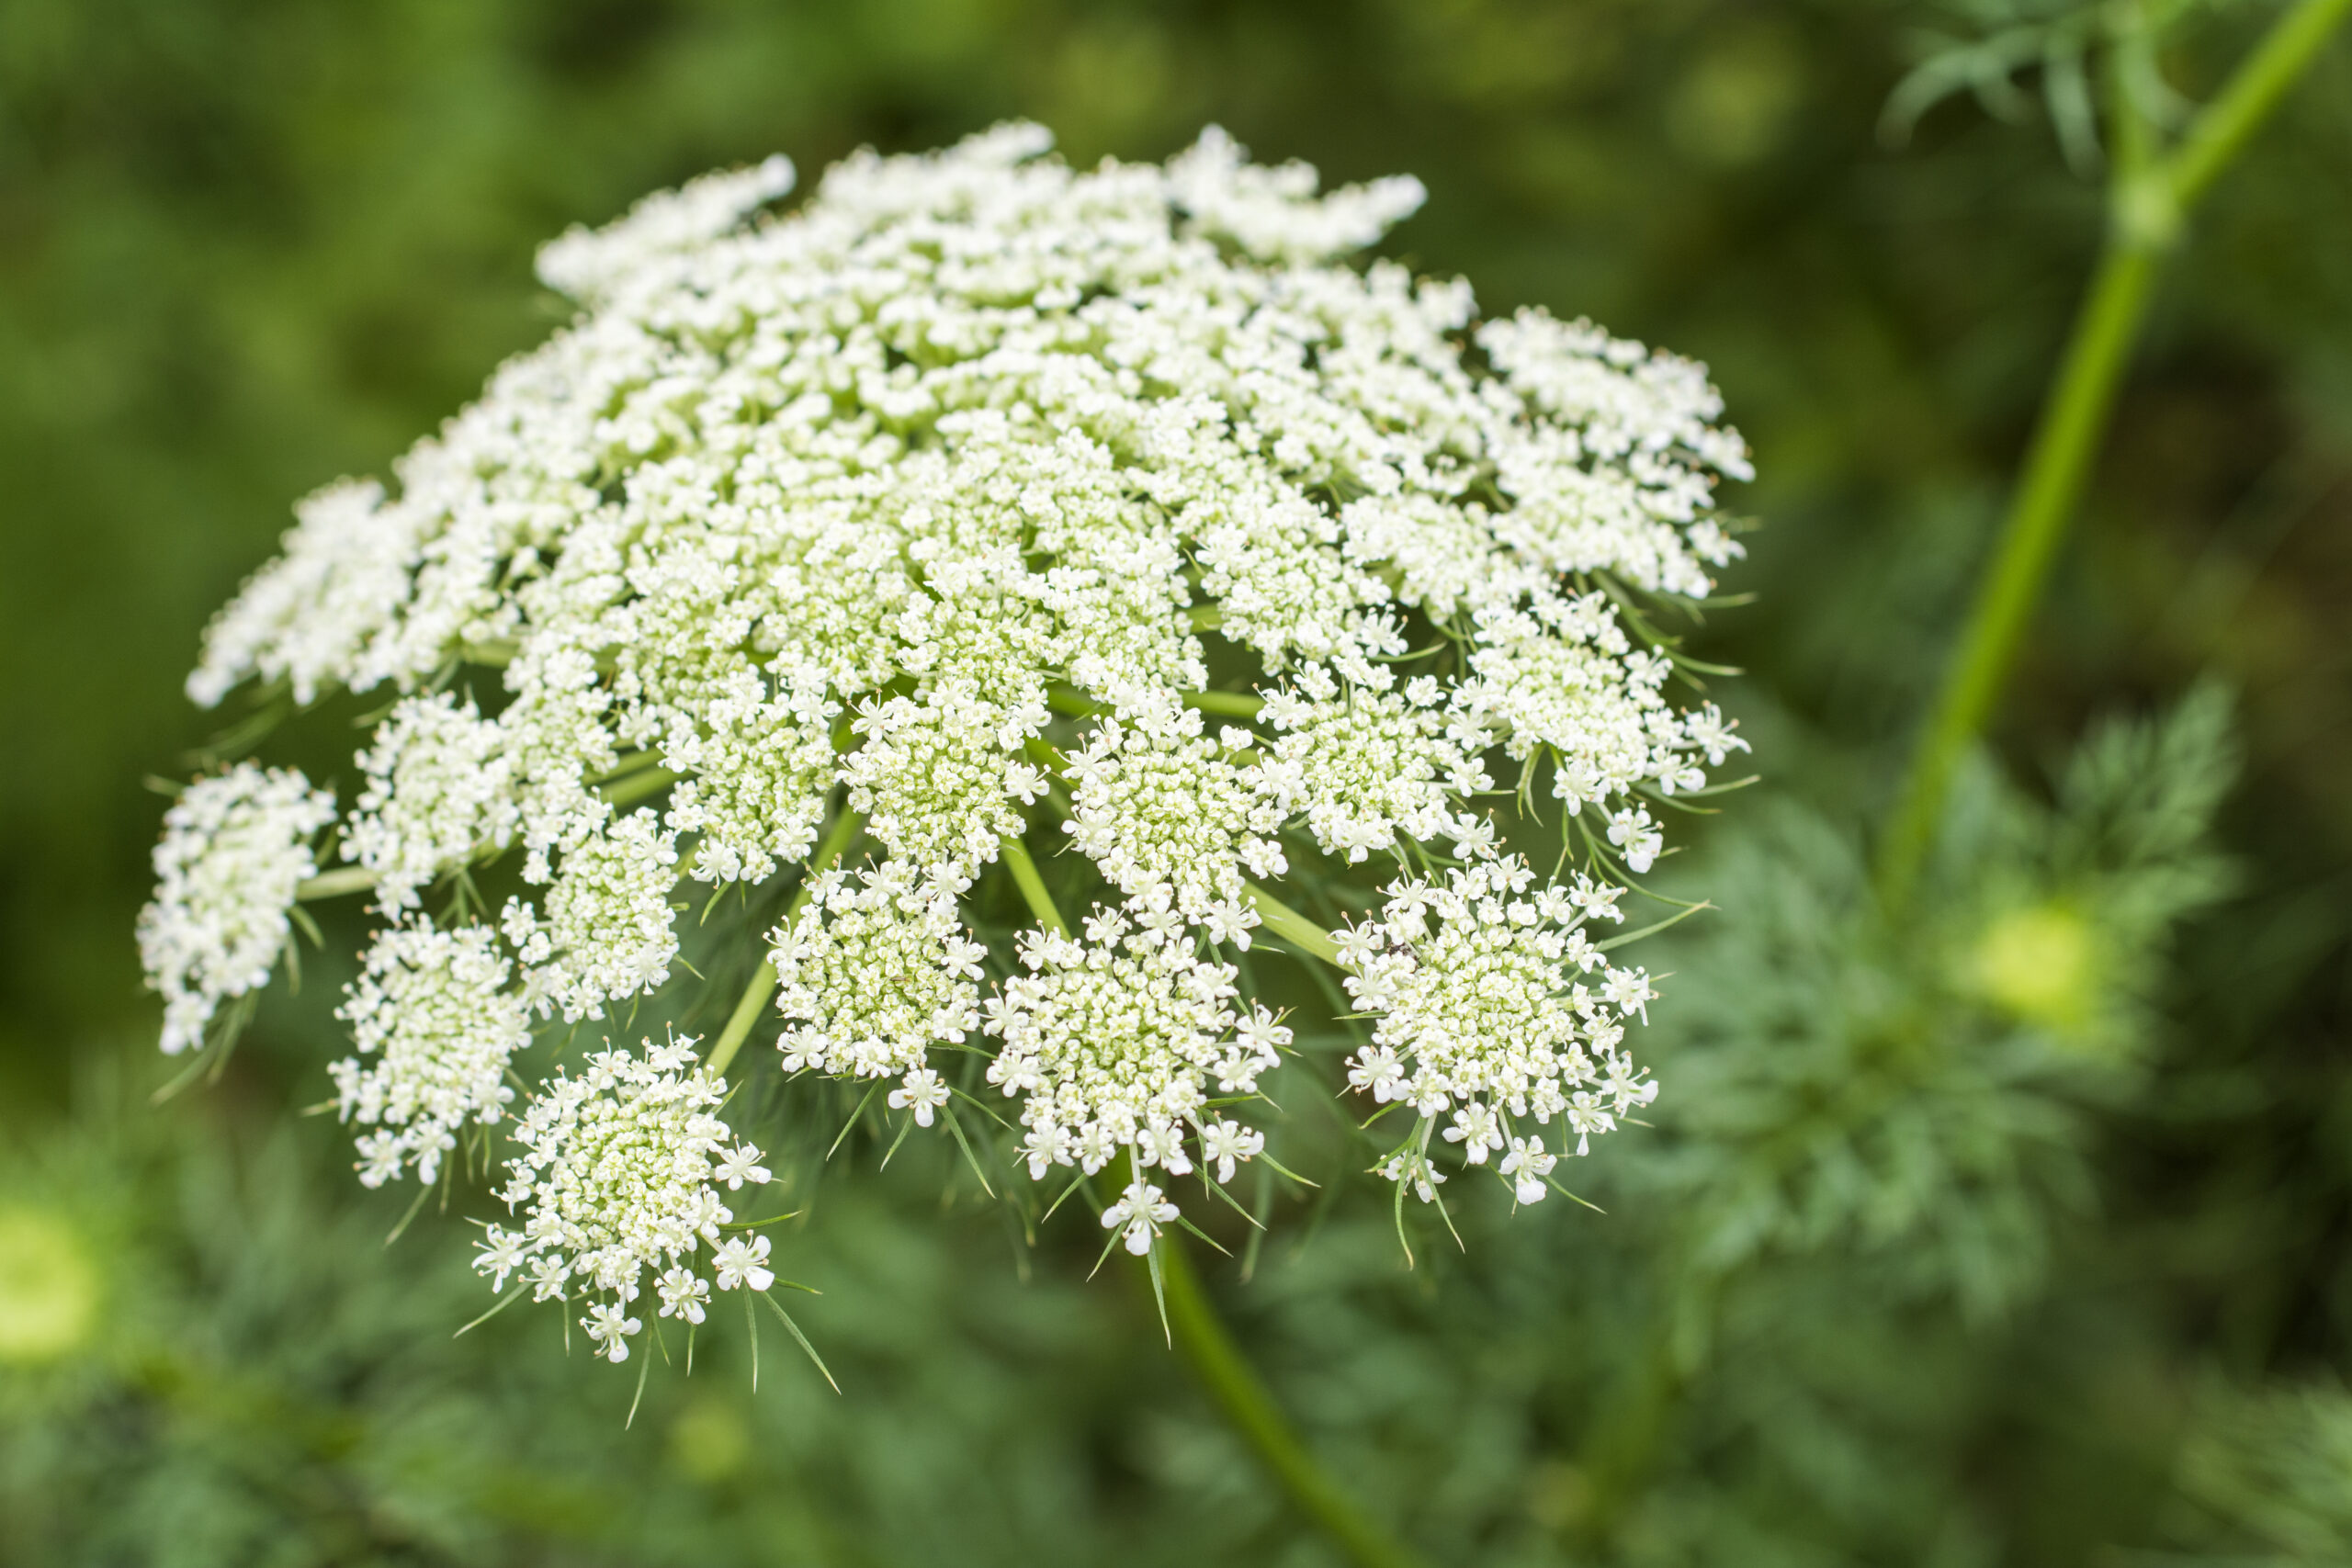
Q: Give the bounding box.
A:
[1154,1237,1428,1568]
[1874,241,2160,903]
[1876,0,2348,905]
[704,810,864,1077]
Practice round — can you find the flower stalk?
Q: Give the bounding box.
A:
[1010,821,1413,1568]
[1875,0,2350,906]
[1151,1235,1428,1568]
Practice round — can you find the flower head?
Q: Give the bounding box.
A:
[341,693,518,912]
[331,919,532,1187]
[138,764,336,1055]
[770,861,984,1084]
[486,1039,769,1359]
[1342,855,1661,1190]
[156,125,1754,1313]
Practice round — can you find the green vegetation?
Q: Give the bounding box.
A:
[5,2,2350,1562]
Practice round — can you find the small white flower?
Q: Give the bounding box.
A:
[1102,1179,1180,1256]
[526,1254,571,1303]
[1137,1118,1193,1176]
[582,1302,641,1363]
[1200,1120,1265,1183]
[1499,1136,1556,1204]
[713,1145,772,1190]
[889,1066,950,1128]
[473,1226,528,1292]
[1442,1102,1504,1164]
[657,1266,712,1325]
[713,1235,776,1293]
[1380,1153,1449,1205]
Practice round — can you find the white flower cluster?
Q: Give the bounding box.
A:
[180,123,1745,983]
[1340,855,1660,1205]
[331,920,531,1187]
[769,861,985,1115]
[152,125,1756,1303]
[137,763,335,1055]
[476,1036,773,1362]
[1257,673,1491,862]
[985,907,1283,1213]
[501,808,681,1021]
[1063,688,1283,936]
[341,693,519,913]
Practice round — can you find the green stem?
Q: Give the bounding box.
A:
[998,833,1069,936]
[2166,0,2352,211]
[295,865,377,901]
[1875,0,2348,906]
[1021,871,1396,1562]
[1154,1236,1428,1568]
[1875,241,2160,903]
[704,811,864,1077]
[1186,689,1263,718]
[1243,882,1342,965]
[601,766,682,811]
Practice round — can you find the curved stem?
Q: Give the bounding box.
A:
[1153,1236,1428,1568]
[1875,0,2349,906]
[704,810,864,1077]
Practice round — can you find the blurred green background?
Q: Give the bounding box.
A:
[4,1,2349,1563]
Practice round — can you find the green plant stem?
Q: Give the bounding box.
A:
[1875,241,2160,904]
[1875,0,2348,906]
[1152,1236,1429,1568]
[2168,0,2352,210]
[1243,881,1342,965]
[703,810,864,1077]
[1008,848,1403,1566]
[1186,688,1263,718]
[997,834,1069,936]
[295,865,377,901]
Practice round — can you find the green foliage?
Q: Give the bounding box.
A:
[2170,1380,2352,1562]
[5,0,2350,1564]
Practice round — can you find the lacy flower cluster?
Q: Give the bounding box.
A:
[140,125,1751,1355]
[475,1037,774,1361]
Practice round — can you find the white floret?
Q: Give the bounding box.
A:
[479,1037,770,1362]
[503,808,681,1021]
[342,692,519,912]
[331,919,532,1186]
[137,764,335,1055]
[1340,854,1660,1198]
[769,859,985,1091]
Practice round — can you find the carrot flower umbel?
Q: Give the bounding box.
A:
[144,122,1753,1357]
